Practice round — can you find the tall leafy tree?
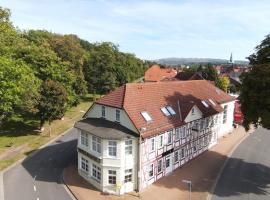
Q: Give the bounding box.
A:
[0,6,149,129]
[240,34,270,130]
[36,80,68,134]
[0,56,40,124]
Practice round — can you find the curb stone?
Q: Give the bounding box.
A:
[61,169,78,200]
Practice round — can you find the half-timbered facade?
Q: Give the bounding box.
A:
[74,80,235,195]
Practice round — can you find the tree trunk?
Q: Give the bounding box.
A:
[93,89,96,102]
[48,121,52,137]
[40,118,45,132]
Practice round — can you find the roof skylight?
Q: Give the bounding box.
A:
[141,111,152,122]
[208,99,216,106]
[201,100,209,108]
[166,106,176,115]
[161,107,171,116]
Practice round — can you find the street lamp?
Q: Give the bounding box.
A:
[182,179,192,200]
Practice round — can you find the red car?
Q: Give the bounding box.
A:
[234,100,243,124]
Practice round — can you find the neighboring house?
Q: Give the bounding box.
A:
[75,80,235,195]
[174,71,204,81]
[144,64,177,82]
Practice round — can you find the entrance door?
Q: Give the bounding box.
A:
[165,155,172,175]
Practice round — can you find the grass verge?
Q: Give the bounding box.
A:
[0,99,92,171]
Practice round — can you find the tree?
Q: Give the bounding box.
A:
[239,34,270,130]
[36,80,68,135]
[202,64,218,81]
[0,56,40,124]
[215,76,229,92]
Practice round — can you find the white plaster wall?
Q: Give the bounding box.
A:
[78,129,139,195]
[218,101,235,138]
[78,153,103,191]
[86,103,138,133]
[185,105,203,123]
[77,129,102,158]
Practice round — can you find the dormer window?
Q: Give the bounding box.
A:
[141,111,152,122]
[116,109,120,122]
[101,106,106,118]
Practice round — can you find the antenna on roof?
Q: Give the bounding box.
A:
[177,100,182,121]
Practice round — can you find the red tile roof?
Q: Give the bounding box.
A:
[96,80,235,138]
[144,64,177,82]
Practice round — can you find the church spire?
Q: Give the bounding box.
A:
[229,52,234,64]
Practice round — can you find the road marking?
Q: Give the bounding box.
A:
[34,175,37,181]
[37,198,39,200]
[33,185,36,192]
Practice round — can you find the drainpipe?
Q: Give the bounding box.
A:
[137,135,142,193]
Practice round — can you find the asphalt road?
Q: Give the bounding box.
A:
[212,127,270,200]
[3,128,77,200]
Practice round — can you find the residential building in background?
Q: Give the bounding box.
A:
[144,64,177,82]
[74,80,235,195]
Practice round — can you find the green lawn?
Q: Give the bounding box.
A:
[0,97,92,170]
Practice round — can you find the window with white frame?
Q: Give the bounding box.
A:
[204,136,208,146]
[200,119,204,130]
[81,157,89,172]
[167,131,173,144]
[174,150,179,163]
[214,115,218,124]
[101,106,106,118]
[157,159,162,173]
[125,139,132,155]
[182,126,186,138]
[81,131,89,147]
[92,164,101,181]
[193,141,197,152]
[180,148,185,159]
[108,141,117,157]
[108,170,116,184]
[92,135,101,153]
[116,109,120,122]
[148,163,154,178]
[175,128,180,140]
[223,105,228,124]
[198,138,203,149]
[206,117,209,127]
[166,158,170,167]
[159,135,163,148]
[149,137,155,152]
[124,169,132,183]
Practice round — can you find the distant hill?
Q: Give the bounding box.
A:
[154,57,249,66]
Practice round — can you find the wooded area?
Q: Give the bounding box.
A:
[0,7,149,128]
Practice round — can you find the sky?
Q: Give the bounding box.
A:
[1,0,270,61]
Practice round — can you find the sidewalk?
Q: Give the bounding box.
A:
[63,126,251,200]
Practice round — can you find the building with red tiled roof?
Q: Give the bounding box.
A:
[144,64,177,82]
[75,80,235,195]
